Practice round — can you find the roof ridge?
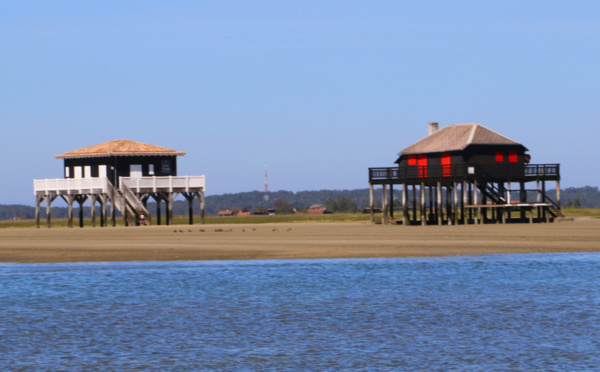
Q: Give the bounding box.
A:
[55,139,186,159]
[466,123,478,146]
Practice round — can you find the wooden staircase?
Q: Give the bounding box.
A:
[474,165,564,218]
[474,166,506,205]
[106,181,151,225]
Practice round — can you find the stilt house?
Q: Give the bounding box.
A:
[34,139,206,228]
[368,123,562,225]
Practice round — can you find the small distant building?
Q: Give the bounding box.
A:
[34,139,206,228]
[218,210,234,216]
[368,122,562,225]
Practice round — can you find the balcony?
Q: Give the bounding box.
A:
[120,175,206,193]
[369,164,560,184]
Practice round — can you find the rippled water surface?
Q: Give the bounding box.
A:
[1,253,600,371]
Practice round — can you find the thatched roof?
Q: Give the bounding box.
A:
[398,123,526,156]
[56,139,186,159]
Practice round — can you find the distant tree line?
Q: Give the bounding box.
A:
[3,186,599,220]
[559,186,600,208]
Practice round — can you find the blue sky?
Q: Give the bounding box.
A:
[2,1,599,205]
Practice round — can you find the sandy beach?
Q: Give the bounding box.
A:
[0,218,598,263]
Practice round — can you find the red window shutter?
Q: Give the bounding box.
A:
[442,152,451,177]
[407,155,417,166]
[495,151,504,162]
[509,151,518,163]
[417,154,428,178]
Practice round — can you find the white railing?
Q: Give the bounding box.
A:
[120,175,206,192]
[34,177,110,195]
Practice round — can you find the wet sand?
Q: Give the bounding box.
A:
[0,219,599,263]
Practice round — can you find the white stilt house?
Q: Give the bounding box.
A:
[34,139,206,228]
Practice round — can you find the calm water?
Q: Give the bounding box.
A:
[1,254,599,371]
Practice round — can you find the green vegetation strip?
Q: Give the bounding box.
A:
[0,213,374,229]
[2,209,599,229]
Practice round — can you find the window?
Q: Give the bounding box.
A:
[162,159,172,174]
[442,152,451,177]
[509,151,518,163]
[495,151,504,162]
[130,164,143,178]
[417,154,428,178]
[407,155,417,166]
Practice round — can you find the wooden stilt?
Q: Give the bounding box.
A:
[382,184,388,225]
[520,181,526,221]
[481,184,487,223]
[390,184,394,221]
[90,195,96,227]
[182,192,196,225]
[453,182,458,225]
[446,185,452,225]
[542,180,548,222]
[420,182,426,226]
[111,198,116,227]
[60,195,75,228]
[155,194,162,225]
[506,183,511,223]
[123,193,128,227]
[428,186,434,223]
[402,183,408,226]
[529,207,534,224]
[369,183,374,223]
[556,180,561,211]
[35,196,42,228]
[462,181,467,224]
[45,195,56,228]
[437,182,442,226]
[78,198,85,228]
[535,179,542,222]
[468,181,473,222]
[474,179,480,224]
[167,193,174,225]
[412,183,417,224]
[200,188,205,225]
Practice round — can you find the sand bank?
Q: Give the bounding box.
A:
[0,219,599,263]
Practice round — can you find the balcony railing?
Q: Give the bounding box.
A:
[34,175,206,195]
[34,177,110,195]
[524,164,560,177]
[369,164,560,183]
[120,176,206,192]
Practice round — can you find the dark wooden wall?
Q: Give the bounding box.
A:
[63,155,178,185]
[395,144,528,180]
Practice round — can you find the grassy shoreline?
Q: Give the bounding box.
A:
[1,208,598,229]
[0,213,374,229]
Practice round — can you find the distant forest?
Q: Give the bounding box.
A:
[2,186,599,220]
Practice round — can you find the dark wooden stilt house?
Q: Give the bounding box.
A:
[34,139,206,228]
[368,123,562,225]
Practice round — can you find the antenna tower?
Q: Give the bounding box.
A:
[264,164,269,202]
